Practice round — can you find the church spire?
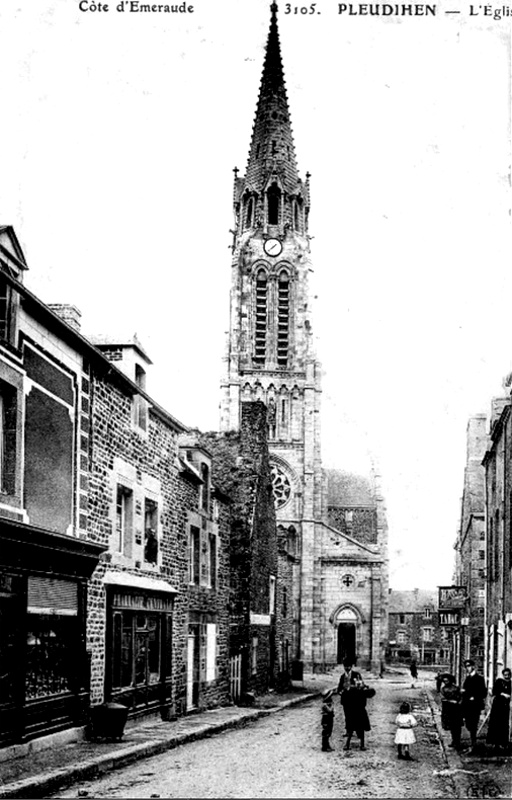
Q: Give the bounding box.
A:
[244,3,300,194]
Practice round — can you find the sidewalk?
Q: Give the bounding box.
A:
[425,685,511,799]
[0,674,332,800]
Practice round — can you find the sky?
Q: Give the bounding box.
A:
[0,0,510,591]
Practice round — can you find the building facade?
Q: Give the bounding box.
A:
[387,589,450,667]
[482,395,512,690]
[219,4,388,672]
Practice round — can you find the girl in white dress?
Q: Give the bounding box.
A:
[395,701,418,760]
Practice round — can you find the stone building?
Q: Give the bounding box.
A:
[482,394,512,689]
[387,589,450,667]
[219,4,389,672]
[452,415,487,676]
[200,401,292,698]
[0,226,105,746]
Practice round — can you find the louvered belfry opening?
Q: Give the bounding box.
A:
[254,269,268,365]
[277,271,290,366]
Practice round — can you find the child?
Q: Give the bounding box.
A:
[395,701,418,760]
[321,689,335,751]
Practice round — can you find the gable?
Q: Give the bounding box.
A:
[0,226,28,273]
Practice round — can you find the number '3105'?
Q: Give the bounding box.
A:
[284,3,319,13]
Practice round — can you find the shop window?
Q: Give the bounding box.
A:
[189,525,200,584]
[144,498,158,564]
[111,610,163,689]
[115,485,133,555]
[25,576,80,699]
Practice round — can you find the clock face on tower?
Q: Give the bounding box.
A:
[264,238,283,257]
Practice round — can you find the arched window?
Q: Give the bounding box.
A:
[201,462,210,512]
[267,183,280,225]
[254,269,268,365]
[294,197,303,232]
[277,271,290,367]
[245,197,253,229]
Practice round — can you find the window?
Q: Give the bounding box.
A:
[423,627,433,642]
[480,531,485,541]
[115,485,133,555]
[0,383,16,495]
[267,183,280,225]
[112,610,164,690]
[144,498,158,564]
[133,394,148,431]
[277,271,290,367]
[245,197,253,229]
[135,364,146,390]
[253,269,268,365]
[282,586,288,618]
[479,550,485,560]
[269,575,276,615]
[341,574,355,589]
[189,526,200,584]
[200,463,209,512]
[0,277,15,345]
[399,614,405,624]
[208,533,217,590]
[251,636,258,675]
[206,623,217,682]
[424,608,432,619]
[397,631,406,644]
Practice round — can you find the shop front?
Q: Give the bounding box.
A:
[0,520,105,747]
[103,572,176,718]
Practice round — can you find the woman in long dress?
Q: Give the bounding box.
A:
[486,668,511,751]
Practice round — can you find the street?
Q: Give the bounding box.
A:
[54,674,458,799]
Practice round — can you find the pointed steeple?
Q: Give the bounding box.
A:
[245,3,300,193]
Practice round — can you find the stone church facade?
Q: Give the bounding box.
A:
[220,3,388,672]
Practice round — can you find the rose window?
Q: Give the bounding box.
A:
[270,464,291,509]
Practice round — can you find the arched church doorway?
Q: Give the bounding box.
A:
[335,607,358,664]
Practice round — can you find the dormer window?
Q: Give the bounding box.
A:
[0,276,16,347]
[200,463,210,513]
[135,364,146,390]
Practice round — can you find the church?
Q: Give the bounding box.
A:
[220,3,389,673]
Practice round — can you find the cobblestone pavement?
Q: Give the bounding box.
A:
[54,672,458,799]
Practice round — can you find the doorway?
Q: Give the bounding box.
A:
[337,623,356,665]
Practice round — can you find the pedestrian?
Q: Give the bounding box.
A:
[440,674,463,750]
[486,668,511,752]
[321,689,335,752]
[342,677,375,751]
[337,658,362,734]
[394,701,418,760]
[461,659,487,753]
[410,659,418,687]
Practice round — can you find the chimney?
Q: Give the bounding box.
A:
[48,304,82,332]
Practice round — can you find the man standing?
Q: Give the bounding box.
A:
[461,659,487,752]
[337,659,362,735]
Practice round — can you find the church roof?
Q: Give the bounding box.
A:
[325,469,375,508]
[243,3,302,195]
[388,589,438,613]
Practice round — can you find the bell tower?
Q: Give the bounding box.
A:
[220,3,323,659]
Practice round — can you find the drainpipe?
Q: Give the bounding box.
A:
[369,566,374,670]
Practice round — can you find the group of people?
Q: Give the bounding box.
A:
[321,659,418,759]
[321,657,511,757]
[440,659,511,753]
